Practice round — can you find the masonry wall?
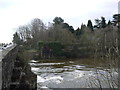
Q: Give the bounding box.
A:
[2,46,37,90]
[2,46,18,90]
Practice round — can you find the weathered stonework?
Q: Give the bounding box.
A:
[2,46,37,90]
[2,46,18,90]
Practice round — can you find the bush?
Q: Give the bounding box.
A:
[38,41,44,50]
[48,41,64,56]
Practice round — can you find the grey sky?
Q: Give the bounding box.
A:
[119,1,120,13]
[0,0,118,43]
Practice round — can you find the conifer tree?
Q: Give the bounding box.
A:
[87,20,93,31]
[101,17,106,28]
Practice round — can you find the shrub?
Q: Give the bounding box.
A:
[48,41,64,56]
[38,41,44,50]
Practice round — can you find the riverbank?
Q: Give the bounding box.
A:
[19,46,118,69]
[16,45,118,89]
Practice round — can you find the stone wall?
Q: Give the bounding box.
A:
[2,46,37,90]
[2,46,18,90]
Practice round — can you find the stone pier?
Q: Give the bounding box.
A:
[0,45,37,90]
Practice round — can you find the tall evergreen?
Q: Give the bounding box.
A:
[108,20,111,25]
[87,20,93,31]
[101,17,106,28]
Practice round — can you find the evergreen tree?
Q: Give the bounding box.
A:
[101,17,106,28]
[75,27,81,39]
[62,23,74,33]
[108,20,111,25]
[75,27,81,35]
[81,23,86,30]
[75,24,86,37]
[113,14,120,22]
[87,20,93,31]
[62,23,69,29]
[94,17,106,28]
[53,17,64,24]
[94,19,101,29]
[69,26,74,33]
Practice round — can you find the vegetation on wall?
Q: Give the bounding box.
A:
[48,41,63,56]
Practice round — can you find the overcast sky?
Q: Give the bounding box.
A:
[0,0,118,43]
